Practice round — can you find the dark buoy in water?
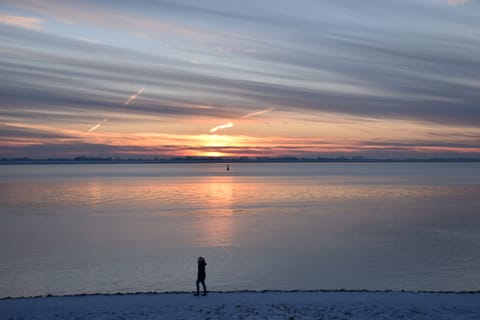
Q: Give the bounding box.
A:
[226,164,230,171]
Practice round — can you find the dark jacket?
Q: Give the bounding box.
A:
[197,260,207,280]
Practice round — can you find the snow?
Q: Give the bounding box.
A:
[1,291,480,319]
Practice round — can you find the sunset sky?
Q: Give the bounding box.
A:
[1,0,479,158]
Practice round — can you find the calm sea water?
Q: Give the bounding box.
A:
[0,162,479,297]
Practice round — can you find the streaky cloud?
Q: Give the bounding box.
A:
[2,23,480,127]
[1,0,480,158]
[86,87,144,133]
[2,0,210,40]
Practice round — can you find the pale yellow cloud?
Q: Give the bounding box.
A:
[0,13,44,30]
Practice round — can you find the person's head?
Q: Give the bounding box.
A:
[198,257,205,263]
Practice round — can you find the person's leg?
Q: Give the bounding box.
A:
[195,279,200,295]
[201,279,207,295]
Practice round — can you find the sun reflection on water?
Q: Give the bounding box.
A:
[196,176,236,247]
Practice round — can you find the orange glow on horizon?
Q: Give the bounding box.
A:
[2,119,480,158]
[198,134,237,147]
[199,151,228,157]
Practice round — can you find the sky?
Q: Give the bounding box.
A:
[1,0,479,159]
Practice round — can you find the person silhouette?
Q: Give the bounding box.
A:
[194,256,207,296]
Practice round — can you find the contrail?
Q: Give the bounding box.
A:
[87,88,144,133]
[210,122,234,133]
[241,107,274,119]
[207,108,273,134]
[124,87,144,105]
[87,119,108,133]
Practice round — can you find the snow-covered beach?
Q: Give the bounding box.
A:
[1,291,479,320]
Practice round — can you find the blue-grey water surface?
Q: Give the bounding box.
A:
[0,162,479,297]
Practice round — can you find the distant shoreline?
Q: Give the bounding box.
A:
[1,158,479,165]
